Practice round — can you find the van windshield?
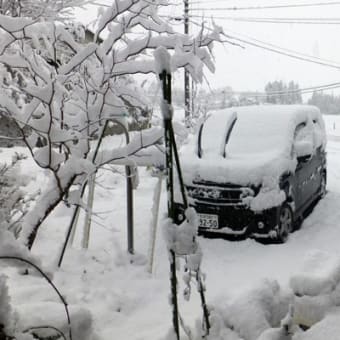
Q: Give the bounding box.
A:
[200,108,293,158]
[226,112,291,157]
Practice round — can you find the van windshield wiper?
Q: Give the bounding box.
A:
[197,123,204,158]
[223,114,237,158]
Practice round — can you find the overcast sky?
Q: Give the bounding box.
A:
[75,0,340,95]
[198,1,340,95]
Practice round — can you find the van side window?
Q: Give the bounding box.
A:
[294,122,307,139]
[312,118,324,149]
[293,121,314,159]
[294,122,313,144]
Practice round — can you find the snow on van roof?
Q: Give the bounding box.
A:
[180,104,326,190]
[201,104,323,159]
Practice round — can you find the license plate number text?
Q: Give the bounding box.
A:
[198,214,219,229]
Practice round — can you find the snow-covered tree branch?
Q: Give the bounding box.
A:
[0,0,222,248]
[0,0,93,21]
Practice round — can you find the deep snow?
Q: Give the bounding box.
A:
[0,114,340,339]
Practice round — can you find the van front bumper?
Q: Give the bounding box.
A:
[174,202,279,240]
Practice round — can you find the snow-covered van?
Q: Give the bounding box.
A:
[174,105,327,242]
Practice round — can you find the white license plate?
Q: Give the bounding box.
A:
[198,213,219,229]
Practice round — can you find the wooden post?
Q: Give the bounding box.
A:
[82,174,96,249]
[147,172,163,274]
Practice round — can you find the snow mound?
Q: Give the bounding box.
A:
[257,328,291,340]
[0,229,43,273]
[295,310,340,340]
[289,250,340,328]
[257,305,297,340]
[212,279,291,340]
[293,294,334,327]
[290,250,340,296]
[16,302,96,340]
[206,309,244,340]
[0,275,15,334]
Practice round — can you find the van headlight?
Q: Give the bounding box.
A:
[240,187,255,199]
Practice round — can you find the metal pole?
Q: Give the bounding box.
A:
[126,164,134,254]
[160,69,180,340]
[58,203,81,267]
[108,120,134,255]
[184,0,190,127]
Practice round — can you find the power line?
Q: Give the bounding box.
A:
[189,18,340,68]
[195,16,340,24]
[224,33,340,69]
[219,17,340,21]
[236,20,340,25]
[189,1,340,11]
[188,18,340,70]
[190,0,257,3]
[220,27,340,66]
[189,0,332,3]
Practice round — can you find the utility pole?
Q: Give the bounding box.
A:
[184,0,190,127]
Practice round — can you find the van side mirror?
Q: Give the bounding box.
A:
[294,140,313,161]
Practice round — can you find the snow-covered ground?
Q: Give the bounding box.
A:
[1,114,340,339]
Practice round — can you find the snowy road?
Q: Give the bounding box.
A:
[52,118,340,339]
[203,137,340,298]
[2,115,340,340]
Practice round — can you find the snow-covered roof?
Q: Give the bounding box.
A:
[181,105,326,187]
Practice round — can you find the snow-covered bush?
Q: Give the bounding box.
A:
[206,279,292,340]
[0,154,36,237]
[294,311,340,340]
[289,250,340,328]
[0,275,15,337]
[185,249,340,340]
[0,1,221,248]
[0,229,95,340]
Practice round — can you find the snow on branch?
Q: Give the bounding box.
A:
[0,0,93,21]
[0,0,222,248]
[95,0,140,41]
[59,43,97,75]
[95,126,164,166]
[0,14,34,33]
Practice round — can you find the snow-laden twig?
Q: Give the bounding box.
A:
[0,0,222,250]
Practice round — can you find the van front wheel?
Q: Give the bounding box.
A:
[275,203,293,243]
[319,172,327,198]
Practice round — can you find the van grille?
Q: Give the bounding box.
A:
[187,183,248,206]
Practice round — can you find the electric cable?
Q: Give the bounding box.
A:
[220,25,340,66]
[188,18,340,70]
[216,17,340,21]
[188,15,340,25]
[189,1,340,11]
